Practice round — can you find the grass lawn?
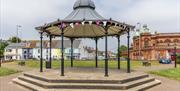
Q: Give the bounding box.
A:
[0,67,20,77]
[12,60,160,69]
[149,68,180,81]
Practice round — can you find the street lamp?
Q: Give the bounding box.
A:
[16,25,22,43]
[136,22,141,61]
[174,43,177,68]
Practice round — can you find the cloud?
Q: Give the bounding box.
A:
[119,0,179,32]
[0,0,179,52]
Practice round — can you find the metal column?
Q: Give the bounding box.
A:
[174,46,177,68]
[61,27,64,76]
[70,38,74,67]
[127,30,131,73]
[40,32,43,72]
[105,27,108,77]
[49,35,52,68]
[95,38,98,68]
[117,35,120,69]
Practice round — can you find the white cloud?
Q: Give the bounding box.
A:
[0,0,179,52]
[119,0,179,32]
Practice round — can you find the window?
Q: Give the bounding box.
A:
[24,55,26,59]
[164,39,171,43]
[173,39,179,43]
[156,40,159,43]
[6,49,12,52]
[24,51,27,54]
[38,49,40,53]
[144,38,149,48]
[46,49,48,53]
[46,55,48,60]
[160,40,163,43]
[36,43,40,47]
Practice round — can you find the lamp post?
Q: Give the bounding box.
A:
[15,25,21,60]
[16,25,22,43]
[174,43,177,68]
[136,23,141,61]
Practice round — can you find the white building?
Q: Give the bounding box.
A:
[4,43,25,60]
[4,40,82,61]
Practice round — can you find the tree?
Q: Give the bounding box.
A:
[117,45,128,57]
[0,42,9,57]
[8,36,21,43]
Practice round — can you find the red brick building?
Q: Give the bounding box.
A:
[130,25,180,61]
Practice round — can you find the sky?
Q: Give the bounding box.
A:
[0,0,180,52]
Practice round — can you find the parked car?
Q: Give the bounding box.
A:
[159,58,171,64]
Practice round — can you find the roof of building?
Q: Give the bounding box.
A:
[5,40,82,49]
[134,24,151,37]
[155,32,180,37]
[65,0,104,21]
[73,0,95,10]
[36,0,134,38]
[52,40,81,48]
[5,43,26,49]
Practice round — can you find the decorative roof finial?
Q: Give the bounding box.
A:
[73,0,95,10]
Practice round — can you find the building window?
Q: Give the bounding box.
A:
[144,38,149,48]
[173,39,179,43]
[24,55,26,59]
[156,40,159,43]
[164,39,171,43]
[46,55,48,60]
[6,49,12,52]
[46,49,48,53]
[160,40,163,43]
[24,51,27,54]
[38,49,40,53]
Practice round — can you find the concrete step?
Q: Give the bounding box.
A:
[125,77,155,89]
[18,76,125,90]
[13,78,129,91]
[18,75,155,90]
[23,73,149,84]
[130,79,161,91]
[12,78,45,91]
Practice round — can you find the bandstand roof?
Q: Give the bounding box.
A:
[36,0,135,38]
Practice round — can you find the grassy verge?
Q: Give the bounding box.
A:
[149,68,180,81]
[0,67,20,77]
[13,60,160,69]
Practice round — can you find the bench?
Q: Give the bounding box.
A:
[142,61,151,67]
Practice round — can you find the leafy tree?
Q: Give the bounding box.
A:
[117,45,128,57]
[8,36,21,43]
[0,42,9,57]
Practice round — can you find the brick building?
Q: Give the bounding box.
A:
[130,25,180,61]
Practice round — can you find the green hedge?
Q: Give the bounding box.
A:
[177,53,180,64]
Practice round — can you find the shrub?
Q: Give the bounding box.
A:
[177,53,180,64]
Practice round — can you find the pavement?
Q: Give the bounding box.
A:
[0,73,29,91]
[0,62,180,91]
[147,74,180,91]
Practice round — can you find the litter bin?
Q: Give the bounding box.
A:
[46,61,51,69]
